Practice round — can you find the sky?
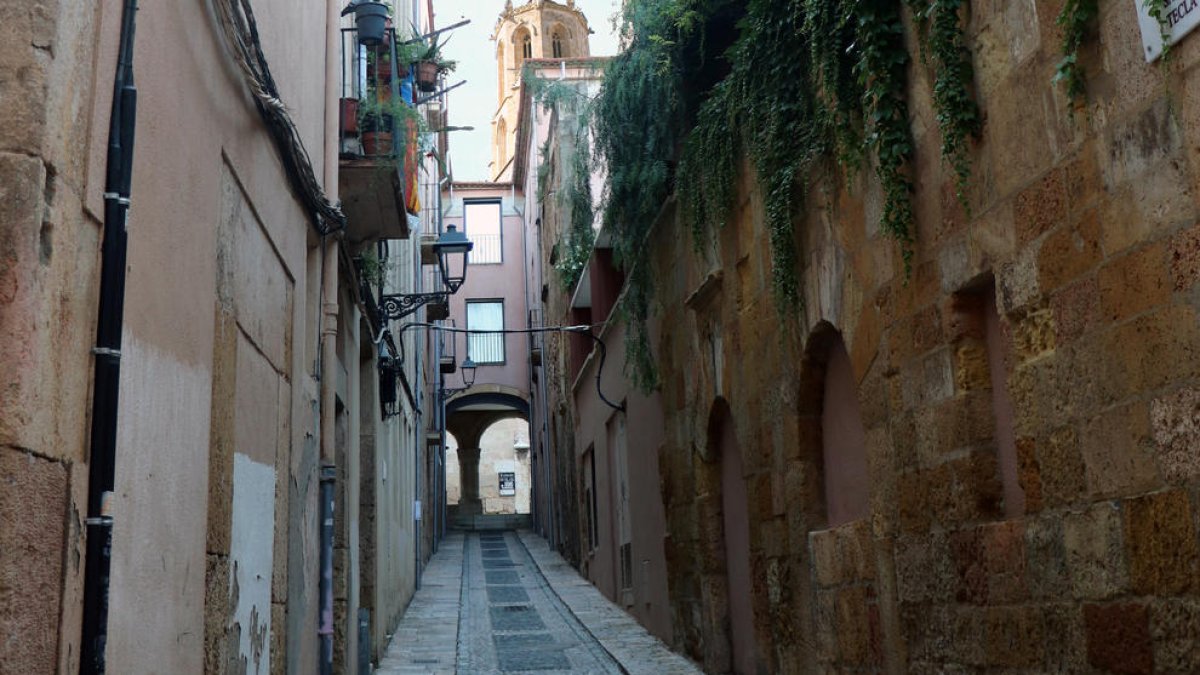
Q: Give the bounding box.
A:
[430,0,622,181]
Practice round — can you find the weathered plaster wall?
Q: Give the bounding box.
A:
[633,2,1200,672]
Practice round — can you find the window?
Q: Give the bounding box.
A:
[522,34,532,60]
[464,201,502,264]
[467,300,505,363]
[584,446,598,552]
[552,32,564,58]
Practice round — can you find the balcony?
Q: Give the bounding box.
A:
[467,233,502,264]
[338,26,416,245]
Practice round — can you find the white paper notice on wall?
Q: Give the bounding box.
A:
[1138,0,1200,61]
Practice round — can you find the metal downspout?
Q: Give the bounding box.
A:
[319,1,340,673]
[80,2,138,672]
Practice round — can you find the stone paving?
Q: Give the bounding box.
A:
[375,530,701,674]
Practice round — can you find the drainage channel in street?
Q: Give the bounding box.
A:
[457,530,623,673]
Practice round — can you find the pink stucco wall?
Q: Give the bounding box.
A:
[572,318,674,643]
[442,186,530,397]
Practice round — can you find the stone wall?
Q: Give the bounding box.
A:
[583,1,1200,672]
[0,2,105,673]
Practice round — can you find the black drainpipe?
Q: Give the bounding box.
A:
[79,1,138,672]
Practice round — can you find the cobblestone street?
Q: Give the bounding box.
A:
[375,532,699,674]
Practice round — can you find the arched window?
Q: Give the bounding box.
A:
[513,27,532,68]
[552,31,564,58]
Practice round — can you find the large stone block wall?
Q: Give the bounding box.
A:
[639,1,1200,672]
[0,2,105,673]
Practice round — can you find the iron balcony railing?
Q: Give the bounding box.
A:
[339,26,410,161]
[468,332,505,364]
[468,233,502,264]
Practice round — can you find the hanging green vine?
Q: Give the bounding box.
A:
[917,0,981,207]
[572,0,971,389]
[856,0,917,271]
[528,76,598,291]
[1053,0,1099,101]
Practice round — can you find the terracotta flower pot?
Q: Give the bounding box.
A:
[415,60,439,92]
[340,98,360,135]
[362,131,393,156]
[368,56,393,82]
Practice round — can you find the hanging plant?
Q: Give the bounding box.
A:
[1053,0,1099,101]
[922,0,982,207]
[856,0,917,271]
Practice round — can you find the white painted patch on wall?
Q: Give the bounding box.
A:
[231,452,277,675]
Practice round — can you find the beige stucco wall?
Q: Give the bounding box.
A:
[0,0,428,672]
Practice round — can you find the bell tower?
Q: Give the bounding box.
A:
[489,0,591,180]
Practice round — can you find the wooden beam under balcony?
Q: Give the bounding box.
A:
[338,159,411,244]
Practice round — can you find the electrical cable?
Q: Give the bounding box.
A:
[213,0,346,235]
[397,322,626,412]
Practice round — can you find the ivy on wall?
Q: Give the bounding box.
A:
[1053,0,1100,101]
[910,0,982,206]
[541,0,982,390]
[528,75,599,292]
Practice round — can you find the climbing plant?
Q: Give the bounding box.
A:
[909,0,981,206]
[1053,0,1099,101]
[527,75,598,292]
[574,0,986,389]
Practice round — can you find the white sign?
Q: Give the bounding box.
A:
[1137,0,1200,61]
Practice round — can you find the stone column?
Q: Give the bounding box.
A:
[458,447,483,515]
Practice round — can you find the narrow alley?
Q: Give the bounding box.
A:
[375,530,698,674]
[10,0,1200,673]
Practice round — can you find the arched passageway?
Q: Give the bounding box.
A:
[444,390,529,519]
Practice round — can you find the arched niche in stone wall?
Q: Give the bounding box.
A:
[797,321,870,529]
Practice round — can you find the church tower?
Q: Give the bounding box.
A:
[489,0,591,180]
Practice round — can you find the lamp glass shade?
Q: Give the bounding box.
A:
[434,224,473,293]
[460,357,477,388]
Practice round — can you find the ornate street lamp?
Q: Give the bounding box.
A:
[380,225,473,320]
[459,357,477,388]
[436,224,471,293]
[441,357,477,398]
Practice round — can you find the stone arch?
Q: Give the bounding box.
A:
[704,397,759,675]
[445,387,529,518]
[549,22,569,58]
[512,25,532,65]
[797,322,869,528]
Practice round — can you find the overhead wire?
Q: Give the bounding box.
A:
[213,0,346,235]
[398,322,626,412]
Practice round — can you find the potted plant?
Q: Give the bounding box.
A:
[410,31,457,92]
[358,97,396,156]
[342,1,390,47]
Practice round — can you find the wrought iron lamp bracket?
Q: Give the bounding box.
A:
[380,292,449,320]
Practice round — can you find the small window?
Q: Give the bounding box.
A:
[552,32,564,58]
[466,300,505,364]
[522,35,532,60]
